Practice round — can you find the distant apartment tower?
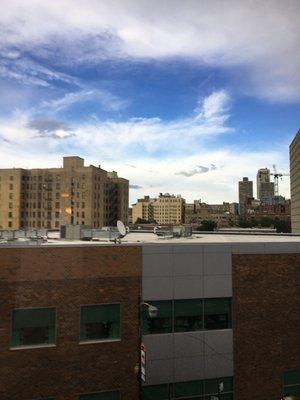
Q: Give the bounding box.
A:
[0,156,129,229]
[238,177,253,215]
[290,130,300,233]
[132,193,185,224]
[257,168,274,202]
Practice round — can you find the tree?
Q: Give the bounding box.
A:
[273,218,291,233]
[134,217,157,224]
[197,219,217,231]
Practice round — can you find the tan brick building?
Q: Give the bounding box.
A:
[290,130,300,233]
[132,193,185,224]
[0,156,129,230]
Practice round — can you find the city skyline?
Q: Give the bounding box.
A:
[0,1,299,204]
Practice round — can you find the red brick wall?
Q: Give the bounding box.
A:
[0,245,141,400]
[232,253,300,400]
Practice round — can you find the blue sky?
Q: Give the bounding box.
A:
[0,0,299,204]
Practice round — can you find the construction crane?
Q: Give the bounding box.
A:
[270,164,289,196]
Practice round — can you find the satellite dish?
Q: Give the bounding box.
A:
[117,220,126,237]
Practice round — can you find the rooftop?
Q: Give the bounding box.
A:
[1,231,300,252]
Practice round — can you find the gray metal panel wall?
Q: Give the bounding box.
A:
[142,243,233,385]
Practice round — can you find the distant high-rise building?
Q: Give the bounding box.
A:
[257,168,274,202]
[238,177,253,215]
[0,156,129,230]
[290,130,300,233]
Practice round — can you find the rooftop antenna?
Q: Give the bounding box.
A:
[117,220,127,238]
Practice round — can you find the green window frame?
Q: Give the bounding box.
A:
[11,307,56,348]
[142,300,172,334]
[204,298,232,330]
[80,304,120,342]
[174,299,203,333]
[78,391,120,400]
[283,369,300,397]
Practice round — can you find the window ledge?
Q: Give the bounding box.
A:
[10,344,56,351]
[79,338,121,345]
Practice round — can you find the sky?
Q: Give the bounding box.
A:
[0,0,299,205]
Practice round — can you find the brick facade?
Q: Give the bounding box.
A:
[0,245,141,400]
[232,253,300,400]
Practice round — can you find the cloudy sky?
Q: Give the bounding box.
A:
[0,0,299,205]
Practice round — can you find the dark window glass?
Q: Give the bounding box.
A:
[80,304,120,342]
[142,300,172,334]
[11,308,56,347]
[283,385,300,396]
[174,299,203,332]
[142,385,169,400]
[204,377,233,395]
[284,370,300,385]
[173,380,203,397]
[78,391,119,400]
[204,298,231,330]
[283,369,300,397]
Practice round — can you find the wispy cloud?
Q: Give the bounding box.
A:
[176,164,217,177]
[0,52,78,87]
[0,90,231,158]
[39,89,129,113]
[129,184,143,189]
[27,118,75,139]
[0,0,299,102]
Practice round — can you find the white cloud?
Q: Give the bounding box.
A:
[0,0,299,101]
[0,90,291,203]
[39,89,129,113]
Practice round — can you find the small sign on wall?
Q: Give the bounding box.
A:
[141,342,146,383]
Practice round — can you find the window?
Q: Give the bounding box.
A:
[80,304,120,342]
[11,307,56,348]
[173,380,203,398]
[174,299,203,333]
[9,184,13,190]
[9,175,14,181]
[78,391,119,400]
[142,300,172,334]
[142,298,231,335]
[8,202,12,208]
[8,221,12,228]
[283,369,300,397]
[142,385,169,400]
[204,298,232,330]
[8,212,12,218]
[204,376,233,398]
[142,377,233,400]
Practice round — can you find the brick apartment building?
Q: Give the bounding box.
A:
[0,156,129,230]
[0,232,299,399]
